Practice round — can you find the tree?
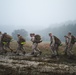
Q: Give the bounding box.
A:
[12,29,28,40]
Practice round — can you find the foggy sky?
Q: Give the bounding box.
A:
[0,0,76,32]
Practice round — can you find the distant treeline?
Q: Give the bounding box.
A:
[38,23,76,41]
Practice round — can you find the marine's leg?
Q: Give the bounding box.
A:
[67,44,74,58]
[64,45,68,55]
[1,42,7,53]
[34,43,42,55]
[21,44,26,54]
[31,43,36,55]
[69,44,74,55]
[6,42,13,52]
[55,44,59,56]
[50,45,56,57]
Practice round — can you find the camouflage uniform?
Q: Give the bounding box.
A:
[17,35,26,54]
[0,33,12,53]
[64,36,68,55]
[50,35,59,57]
[0,32,2,50]
[31,35,41,55]
[67,35,74,56]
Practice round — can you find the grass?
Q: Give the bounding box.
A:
[6,41,76,64]
[10,41,76,55]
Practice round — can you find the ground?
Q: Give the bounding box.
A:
[0,41,76,75]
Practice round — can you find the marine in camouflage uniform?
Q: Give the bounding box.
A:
[1,33,13,53]
[0,31,2,50]
[30,33,42,56]
[17,34,26,54]
[64,35,69,55]
[66,32,75,57]
[49,33,61,58]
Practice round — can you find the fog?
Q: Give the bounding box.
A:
[0,0,76,32]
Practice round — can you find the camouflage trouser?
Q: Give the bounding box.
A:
[0,41,11,53]
[67,44,74,56]
[32,43,40,53]
[18,44,23,50]
[0,41,1,50]
[50,44,59,56]
[64,44,68,55]
[17,43,25,54]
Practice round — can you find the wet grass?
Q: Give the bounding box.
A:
[2,41,76,64]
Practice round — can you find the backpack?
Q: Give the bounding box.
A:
[19,36,26,42]
[34,35,42,43]
[54,36,61,46]
[2,34,12,42]
[6,34,12,42]
[71,35,76,44]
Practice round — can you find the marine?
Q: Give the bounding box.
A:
[1,32,13,53]
[64,32,76,58]
[16,34,26,55]
[49,33,61,58]
[30,33,42,56]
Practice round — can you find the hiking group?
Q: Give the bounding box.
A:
[0,31,76,58]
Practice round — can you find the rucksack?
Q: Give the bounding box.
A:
[6,34,12,41]
[2,34,12,42]
[71,35,76,44]
[34,35,42,43]
[19,36,26,42]
[54,36,61,46]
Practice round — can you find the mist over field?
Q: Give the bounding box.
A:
[0,1,76,75]
[0,0,76,41]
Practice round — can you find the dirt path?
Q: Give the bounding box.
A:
[0,54,76,75]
